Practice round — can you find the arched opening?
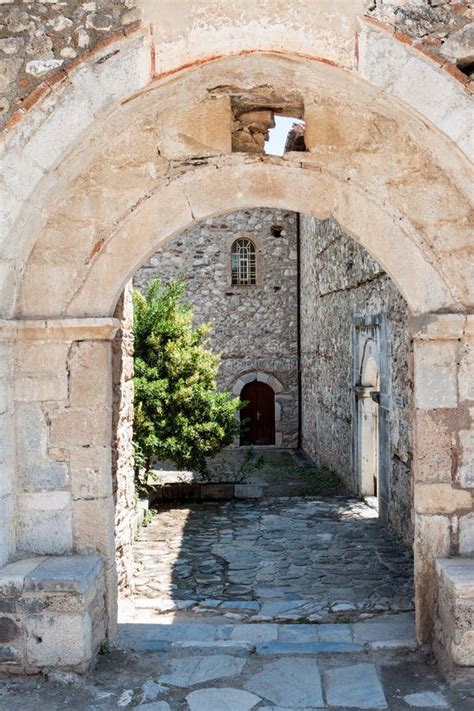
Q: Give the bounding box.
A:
[0,25,471,687]
[113,207,415,652]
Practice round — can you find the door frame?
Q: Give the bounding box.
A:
[351,314,391,525]
[232,371,284,448]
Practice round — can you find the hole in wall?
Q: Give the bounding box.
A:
[228,88,305,155]
[264,115,305,156]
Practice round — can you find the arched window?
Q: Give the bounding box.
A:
[231,238,257,285]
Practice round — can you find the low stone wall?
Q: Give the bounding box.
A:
[0,554,105,673]
[434,558,474,685]
[149,482,263,504]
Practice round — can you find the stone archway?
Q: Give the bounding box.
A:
[0,11,472,674]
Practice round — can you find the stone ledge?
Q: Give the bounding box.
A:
[434,557,474,680]
[23,555,104,594]
[409,313,473,341]
[435,558,474,600]
[0,554,105,673]
[0,318,120,342]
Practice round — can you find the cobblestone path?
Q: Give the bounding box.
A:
[130,497,414,621]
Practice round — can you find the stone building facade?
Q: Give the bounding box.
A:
[300,216,413,545]
[135,208,300,449]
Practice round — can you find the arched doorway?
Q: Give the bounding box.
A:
[352,315,390,521]
[240,381,276,446]
[0,20,471,671]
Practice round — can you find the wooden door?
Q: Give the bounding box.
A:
[240,381,275,446]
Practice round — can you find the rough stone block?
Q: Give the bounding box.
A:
[234,484,263,499]
[458,341,474,402]
[15,402,48,464]
[68,341,111,407]
[459,513,474,555]
[70,35,151,113]
[24,555,103,594]
[0,553,105,672]
[458,429,474,489]
[415,484,472,515]
[70,446,112,500]
[434,558,474,673]
[14,373,68,402]
[200,484,234,500]
[49,407,111,447]
[414,341,458,410]
[0,558,45,597]
[17,492,72,555]
[23,94,96,172]
[413,410,454,483]
[21,461,69,493]
[26,611,90,668]
[359,23,472,155]
[15,341,69,376]
[72,497,115,559]
[414,513,451,643]
[157,97,232,160]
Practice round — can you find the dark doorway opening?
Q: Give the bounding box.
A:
[240,381,276,445]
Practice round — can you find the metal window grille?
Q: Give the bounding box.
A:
[231,238,257,285]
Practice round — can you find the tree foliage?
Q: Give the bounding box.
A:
[133,279,241,474]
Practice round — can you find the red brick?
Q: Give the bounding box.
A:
[443,61,469,85]
[362,16,395,35]
[21,82,51,112]
[414,43,445,67]
[394,30,414,47]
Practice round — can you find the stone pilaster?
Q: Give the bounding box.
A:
[410,314,474,644]
[0,317,120,636]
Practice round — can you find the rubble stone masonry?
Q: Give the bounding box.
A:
[300,216,413,545]
[134,208,300,448]
[0,0,139,126]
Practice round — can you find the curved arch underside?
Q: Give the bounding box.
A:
[0,33,472,319]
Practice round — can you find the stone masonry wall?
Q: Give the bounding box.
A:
[300,215,413,545]
[0,0,139,126]
[134,208,299,448]
[367,1,473,76]
[1,1,471,131]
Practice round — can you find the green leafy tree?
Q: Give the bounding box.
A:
[133,279,241,475]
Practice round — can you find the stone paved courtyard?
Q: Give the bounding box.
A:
[1,494,472,709]
[128,496,414,621]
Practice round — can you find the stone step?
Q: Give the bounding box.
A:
[117,613,417,653]
[131,595,415,621]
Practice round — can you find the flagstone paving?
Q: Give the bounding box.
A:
[1,491,472,709]
[131,496,414,622]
